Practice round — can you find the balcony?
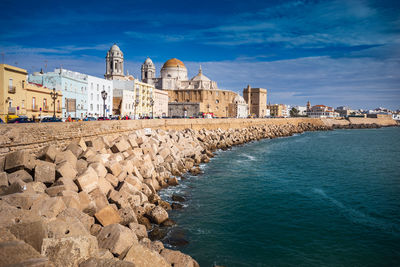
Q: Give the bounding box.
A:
[32,105,39,111]
[57,108,62,113]
[8,86,16,94]
[8,107,16,114]
[43,105,49,112]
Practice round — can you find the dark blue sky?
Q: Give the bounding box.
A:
[1,0,399,109]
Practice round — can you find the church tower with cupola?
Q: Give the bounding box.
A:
[141,57,156,84]
[105,44,125,80]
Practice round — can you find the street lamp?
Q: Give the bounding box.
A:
[50,88,59,118]
[101,90,108,118]
[150,99,154,119]
[134,98,140,120]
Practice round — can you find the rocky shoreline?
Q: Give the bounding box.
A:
[0,121,355,267]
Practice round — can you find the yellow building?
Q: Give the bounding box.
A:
[0,64,62,122]
[0,64,28,122]
[267,104,285,117]
[25,83,63,120]
[135,79,153,117]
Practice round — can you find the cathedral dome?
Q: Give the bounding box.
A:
[144,57,154,65]
[110,44,121,52]
[191,66,210,81]
[162,58,186,69]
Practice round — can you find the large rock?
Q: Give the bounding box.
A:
[0,172,8,187]
[8,219,48,252]
[89,187,108,212]
[7,169,33,184]
[76,167,99,193]
[148,206,169,224]
[90,162,108,178]
[0,240,52,266]
[160,248,200,267]
[35,161,56,184]
[79,257,135,267]
[111,139,131,153]
[123,243,170,267]
[38,145,58,162]
[56,161,77,180]
[128,222,148,239]
[106,161,122,177]
[58,207,94,232]
[54,150,77,168]
[96,224,137,256]
[118,207,138,226]
[30,196,66,219]
[41,235,99,267]
[0,192,47,210]
[95,205,122,227]
[46,217,89,239]
[4,150,35,172]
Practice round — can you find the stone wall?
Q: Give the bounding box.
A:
[0,117,396,156]
[0,118,323,155]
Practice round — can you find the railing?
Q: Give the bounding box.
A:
[43,105,49,111]
[8,86,16,94]
[32,105,39,111]
[8,107,16,114]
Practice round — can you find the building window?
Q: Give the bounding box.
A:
[91,93,93,100]
[9,78,13,87]
[97,104,99,111]
[32,97,36,109]
[97,94,99,101]
[21,100,25,108]
[97,84,99,91]
[91,83,93,90]
[90,104,93,111]
[43,98,47,109]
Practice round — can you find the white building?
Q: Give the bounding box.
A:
[154,89,168,117]
[293,106,307,116]
[87,75,113,118]
[282,105,290,118]
[233,95,248,118]
[307,105,339,118]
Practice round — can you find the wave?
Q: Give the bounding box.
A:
[312,188,400,235]
[242,153,256,161]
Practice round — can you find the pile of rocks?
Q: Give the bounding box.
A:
[0,122,328,266]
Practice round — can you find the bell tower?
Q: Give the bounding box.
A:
[141,57,156,83]
[105,44,125,80]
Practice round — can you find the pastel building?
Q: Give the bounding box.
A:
[87,75,113,118]
[29,68,88,119]
[0,64,62,122]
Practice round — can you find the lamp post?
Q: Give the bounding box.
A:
[150,99,154,119]
[101,90,108,118]
[50,88,59,118]
[134,99,140,120]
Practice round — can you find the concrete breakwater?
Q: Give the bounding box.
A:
[0,121,330,266]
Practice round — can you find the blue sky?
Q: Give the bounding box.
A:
[1,0,399,109]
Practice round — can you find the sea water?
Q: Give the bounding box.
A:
[159,127,400,266]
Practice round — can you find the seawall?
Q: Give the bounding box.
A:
[0,118,324,155]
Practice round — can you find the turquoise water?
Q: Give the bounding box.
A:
[160,127,400,266]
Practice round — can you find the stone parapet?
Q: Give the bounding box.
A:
[0,118,323,155]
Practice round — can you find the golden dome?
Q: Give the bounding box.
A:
[162,58,186,68]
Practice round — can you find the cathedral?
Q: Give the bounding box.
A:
[104,44,249,118]
[141,57,218,91]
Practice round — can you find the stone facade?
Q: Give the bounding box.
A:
[167,88,239,117]
[243,85,267,118]
[168,102,200,117]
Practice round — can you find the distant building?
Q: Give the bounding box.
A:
[243,85,267,117]
[292,106,307,116]
[105,44,125,81]
[267,104,285,117]
[168,102,200,118]
[113,88,135,117]
[87,75,113,118]
[307,105,339,118]
[29,68,88,119]
[233,95,248,118]
[0,64,63,121]
[154,89,168,117]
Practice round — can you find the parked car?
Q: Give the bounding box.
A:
[41,117,62,122]
[8,117,34,123]
[97,117,110,121]
[83,117,97,121]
